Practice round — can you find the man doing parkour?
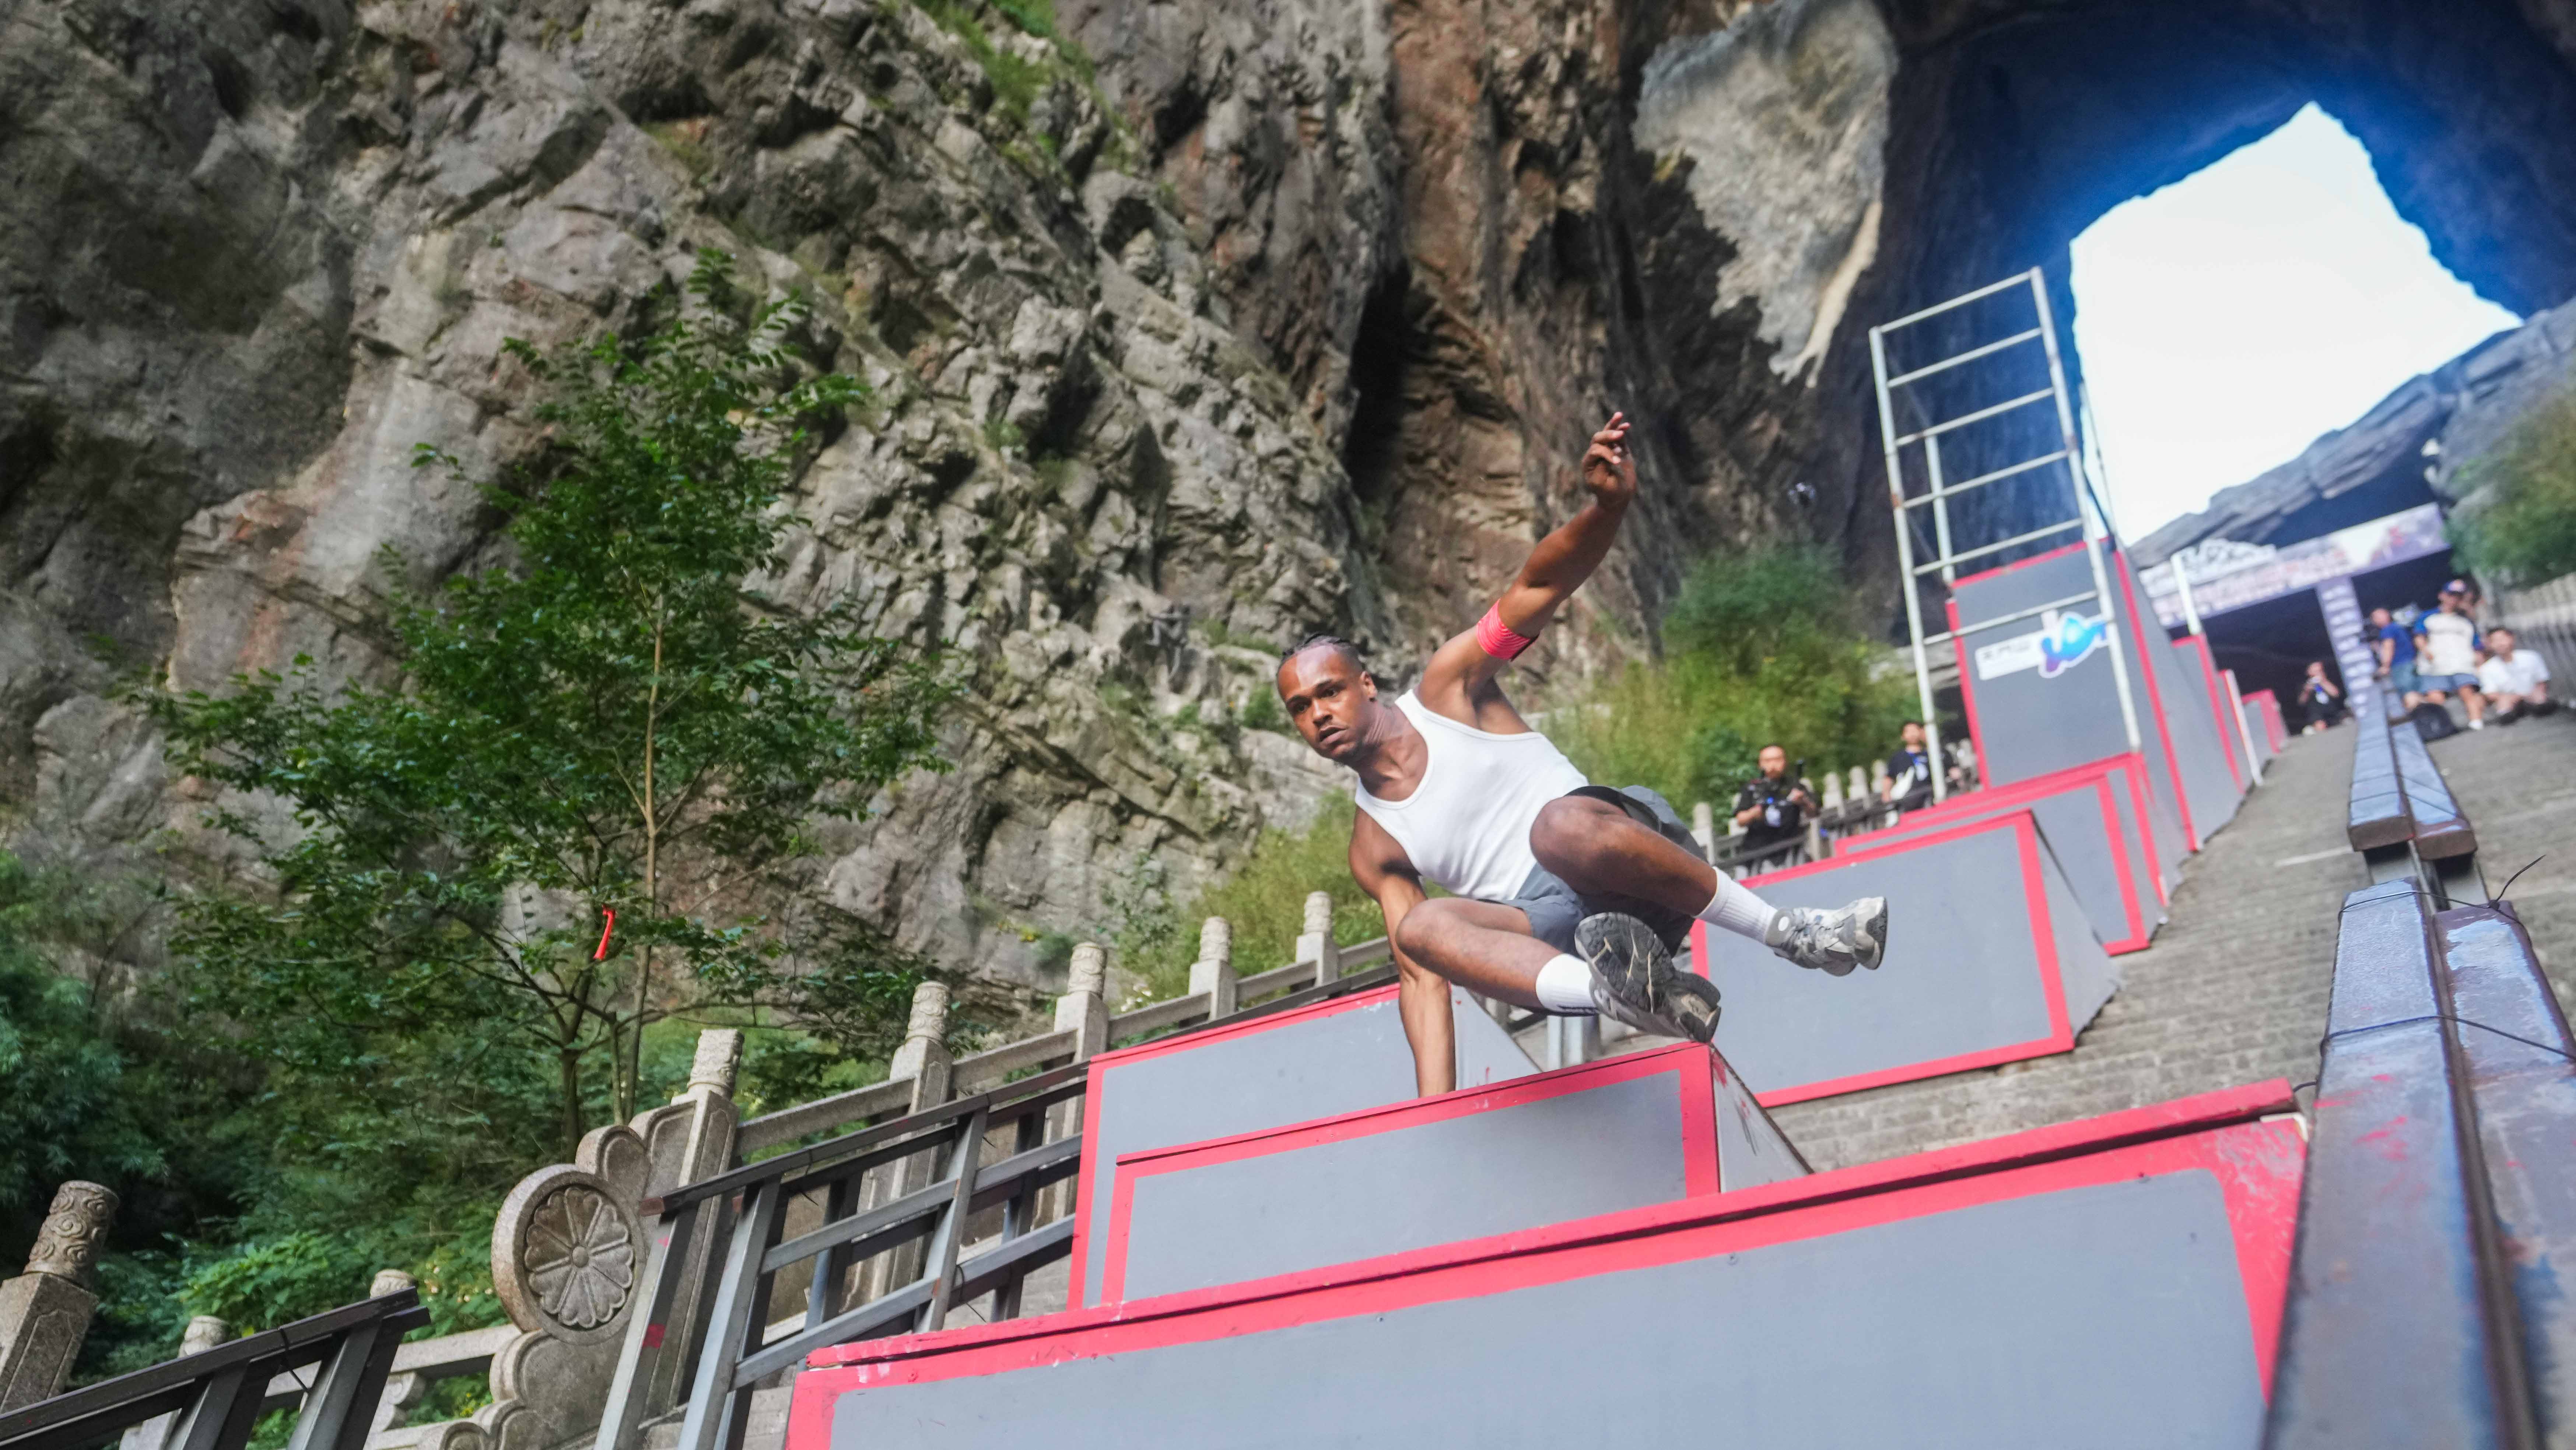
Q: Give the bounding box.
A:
[1275,412,1888,1096]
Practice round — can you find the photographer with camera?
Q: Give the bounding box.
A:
[1732,744,1816,867]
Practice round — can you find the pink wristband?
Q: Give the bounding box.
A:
[1475,603,1536,660]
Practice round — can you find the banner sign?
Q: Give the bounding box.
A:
[2141,503,2447,627]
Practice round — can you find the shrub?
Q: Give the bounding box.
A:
[2451,384,2576,586]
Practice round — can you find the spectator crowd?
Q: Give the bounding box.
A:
[2337,576,2554,736]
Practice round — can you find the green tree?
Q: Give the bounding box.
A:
[0,853,161,1219]
[2452,384,2576,586]
[1549,544,1915,806]
[148,252,953,1152]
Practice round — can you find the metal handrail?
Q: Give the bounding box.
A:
[0,1291,427,1450]
[603,955,1412,1450]
[732,937,1400,1153]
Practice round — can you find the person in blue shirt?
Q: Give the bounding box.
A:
[2371,606,2421,709]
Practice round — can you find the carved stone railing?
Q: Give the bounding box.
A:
[0,1182,118,1411]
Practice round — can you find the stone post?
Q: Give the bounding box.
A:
[0,1181,117,1410]
[1692,802,1716,858]
[891,981,956,1112]
[623,1027,743,1412]
[1848,765,1869,804]
[1055,944,1110,1059]
[368,1272,425,1434]
[1187,916,1236,1021]
[1295,892,1340,987]
[667,1028,744,1191]
[1821,770,1845,811]
[867,983,956,1300]
[119,1317,230,1450]
[1040,945,1111,1223]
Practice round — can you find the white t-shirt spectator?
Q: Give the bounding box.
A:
[2478,650,2551,697]
[2419,611,2480,677]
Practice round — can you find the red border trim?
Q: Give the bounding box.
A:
[2245,690,2286,751]
[1846,752,2124,833]
[1098,1045,1719,1303]
[1835,756,2150,953]
[1946,537,2090,590]
[1693,812,2076,1106]
[2110,550,2205,851]
[2175,635,2247,791]
[2114,749,2169,904]
[791,1083,2301,1431]
[1068,983,1401,1308]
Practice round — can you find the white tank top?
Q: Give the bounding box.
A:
[1354,692,1592,902]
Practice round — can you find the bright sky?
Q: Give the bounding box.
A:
[2070,103,2520,541]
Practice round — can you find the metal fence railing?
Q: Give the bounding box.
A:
[0,1290,427,1450]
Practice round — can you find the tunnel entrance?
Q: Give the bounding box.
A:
[2068,103,2520,543]
[1821,0,2576,617]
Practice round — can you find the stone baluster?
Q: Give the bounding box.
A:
[1039,945,1112,1224]
[120,1316,230,1450]
[367,1272,426,1435]
[1187,916,1236,1021]
[1056,944,1110,1060]
[1296,892,1340,986]
[891,981,956,1112]
[1848,765,1869,804]
[0,1181,116,1411]
[623,1028,742,1416]
[666,1028,743,1192]
[1821,770,1846,811]
[863,983,956,1302]
[1692,801,1716,858]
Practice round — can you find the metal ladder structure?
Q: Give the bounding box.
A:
[1867,267,2144,803]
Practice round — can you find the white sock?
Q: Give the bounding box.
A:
[1532,954,1598,1015]
[1697,872,1783,943]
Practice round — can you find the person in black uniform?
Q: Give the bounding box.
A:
[1731,745,1815,864]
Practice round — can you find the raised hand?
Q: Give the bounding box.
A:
[1580,411,1637,506]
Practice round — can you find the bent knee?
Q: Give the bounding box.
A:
[1395,899,1461,960]
[1529,795,1611,868]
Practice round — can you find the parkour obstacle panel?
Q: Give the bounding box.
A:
[1838,751,2168,952]
[1070,983,1537,1309]
[1690,809,2120,1105]
[789,1074,2305,1449]
[1947,541,2243,859]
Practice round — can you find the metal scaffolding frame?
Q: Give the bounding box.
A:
[1868,268,2143,804]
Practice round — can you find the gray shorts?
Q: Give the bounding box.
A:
[1499,785,1704,956]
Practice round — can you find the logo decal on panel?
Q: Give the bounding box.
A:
[1974,610,2109,682]
[2037,610,2108,678]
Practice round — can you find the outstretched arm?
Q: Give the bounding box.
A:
[1352,809,1453,1096]
[1416,413,1637,726]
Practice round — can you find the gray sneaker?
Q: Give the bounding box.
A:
[1766,896,1888,976]
[1575,913,1722,1044]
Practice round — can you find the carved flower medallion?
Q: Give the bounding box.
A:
[521,1183,635,1329]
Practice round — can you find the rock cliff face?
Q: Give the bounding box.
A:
[7,0,2576,993]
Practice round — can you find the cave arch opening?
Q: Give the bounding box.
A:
[2067,102,2520,543]
[1822,0,2576,635]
